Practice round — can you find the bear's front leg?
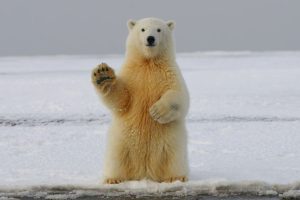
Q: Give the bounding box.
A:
[149,90,184,124]
[92,63,131,114]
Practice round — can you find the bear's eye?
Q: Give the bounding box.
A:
[157,28,161,32]
[141,28,145,32]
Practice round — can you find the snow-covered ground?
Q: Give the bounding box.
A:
[0,52,300,198]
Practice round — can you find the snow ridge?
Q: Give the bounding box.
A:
[1,115,300,127]
[0,181,300,199]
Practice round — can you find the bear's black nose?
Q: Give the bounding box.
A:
[147,36,155,45]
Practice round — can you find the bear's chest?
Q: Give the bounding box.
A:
[129,68,173,104]
[122,70,172,136]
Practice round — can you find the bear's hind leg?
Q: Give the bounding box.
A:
[103,148,132,184]
[103,138,142,184]
[103,126,134,184]
[102,145,125,184]
[103,145,134,184]
[148,148,188,183]
[148,126,189,183]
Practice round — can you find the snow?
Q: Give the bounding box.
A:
[0,52,300,198]
[281,190,300,199]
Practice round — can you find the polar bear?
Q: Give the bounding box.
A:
[91,18,189,184]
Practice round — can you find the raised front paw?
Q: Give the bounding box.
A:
[91,63,116,92]
[149,101,180,124]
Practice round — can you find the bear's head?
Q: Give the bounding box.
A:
[126,18,175,59]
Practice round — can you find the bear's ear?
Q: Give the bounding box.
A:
[127,19,136,30]
[166,20,175,30]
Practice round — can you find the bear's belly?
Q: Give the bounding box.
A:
[118,97,174,177]
[115,97,181,180]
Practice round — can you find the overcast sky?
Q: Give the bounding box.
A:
[0,0,300,56]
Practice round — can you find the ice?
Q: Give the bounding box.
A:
[0,52,300,198]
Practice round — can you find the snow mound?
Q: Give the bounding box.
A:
[281,190,300,199]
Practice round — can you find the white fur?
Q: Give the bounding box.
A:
[126,18,175,59]
[99,18,190,183]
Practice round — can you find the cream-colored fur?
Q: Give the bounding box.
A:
[92,18,189,184]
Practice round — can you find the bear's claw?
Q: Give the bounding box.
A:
[96,76,113,84]
[105,178,123,184]
[164,176,187,183]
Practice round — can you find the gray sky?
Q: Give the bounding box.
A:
[0,0,300,56]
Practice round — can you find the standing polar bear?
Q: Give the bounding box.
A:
[92,18,189,184]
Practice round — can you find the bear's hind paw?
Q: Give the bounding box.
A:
[163,176,187,183]
[104,178,123,184]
